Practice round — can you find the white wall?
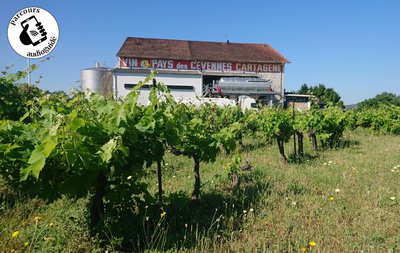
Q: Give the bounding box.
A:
[113,67,285,104]
[114,71,202,104]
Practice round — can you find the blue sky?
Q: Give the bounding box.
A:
[1,0,399,104]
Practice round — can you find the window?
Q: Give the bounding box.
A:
[124,84,195,91]
[124,84,150,89]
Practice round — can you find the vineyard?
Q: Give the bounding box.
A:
[1,71,400,252]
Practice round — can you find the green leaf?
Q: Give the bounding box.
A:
[3,143,21,155]
[20,150,45,181]
[20,135,58,181]
[41,135,57,157]
[68,110,85,131]
[97,138,118,164]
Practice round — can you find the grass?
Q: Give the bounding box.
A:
[1,129,400,252]
[0,195,100,252]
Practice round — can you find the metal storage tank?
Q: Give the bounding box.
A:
[80,64,113,97]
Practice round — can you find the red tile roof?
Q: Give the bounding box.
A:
[117,37,289,63]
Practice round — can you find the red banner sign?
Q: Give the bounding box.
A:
[119,57,283,73]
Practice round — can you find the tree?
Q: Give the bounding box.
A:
[357,92,400,110]
[169,103,240,201]
[0,64,63,121]
[0,77,21,120]
[295,83,344,107]
[0,71,43,120]
[298,83,310,94]
[258,107,294,163]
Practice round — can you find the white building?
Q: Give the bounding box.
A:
[82,37,289,105]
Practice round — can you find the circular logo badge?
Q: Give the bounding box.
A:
[7,7,59,59]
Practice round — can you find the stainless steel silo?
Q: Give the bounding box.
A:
[80,65,113,97]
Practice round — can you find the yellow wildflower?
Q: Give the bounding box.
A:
[34,216,43,222]
[329,196,334,201]
[160,211,166,218]
[309,241,317,247]
[12,231,19,237]
[24,241,30,247]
